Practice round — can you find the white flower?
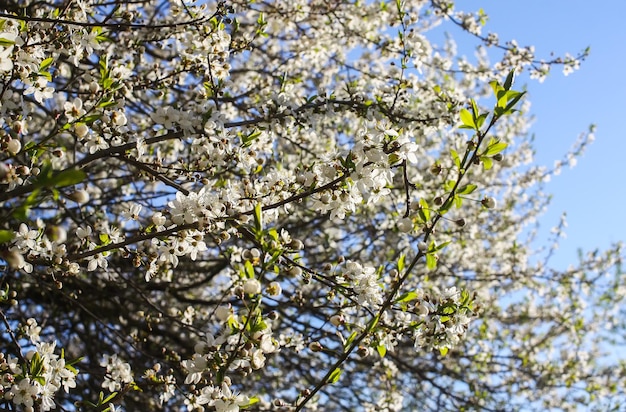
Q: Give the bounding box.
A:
[64,97,85,122]
[10,378,39,409]
[121,202,142,221]
[0,32,17,72]
[214,383,250,412]
[243,278,261,294]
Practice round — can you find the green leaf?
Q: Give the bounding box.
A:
[470,99,479,118]
[503,90,526,113]
[395,291,418,303]
[253,203,263,233]
[48,169,86,188]
[459,108,475,129]
[244,260,255,279]
[433,241,451,252]
[418,198,430,221]
[0,230,15,244]
[476,113,488,129]
[99,233,110,244]
[484,141,507,157]
[0,37,15,47]
[344,331,358,350]
[242,396,260,408]
[377,344,387,358]
[328,367,342,384]
[450,149,461,169]
[100,392,118,405]
[481,156,493,170]
[489,80,502,98]
[457,184,477,195]
[454,195,463,209]
[503,70,516,91]
[438,196,454,215]
[97,100,117,109]
[426,253,437,270]
[397,254,405,272]
[39,57,54,71]
[39,71,52,82]
[368,314,380,331]
[242,129,262,148]
[82,114,101,124]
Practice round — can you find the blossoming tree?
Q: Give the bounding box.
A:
[0,0,623,411]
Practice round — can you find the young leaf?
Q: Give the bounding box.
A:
[426,253,437,270]
[484,141,507,157]
[253,203,263,233]
[395,291,419,304]
[397,253,405,272]
[0,230,14,243]
[459,108,475,129]
[457,184,478,195]
[328,367,342,384]
[39,57,54,71]
[481,156,493,170]
[450,149,461,169]
[503,69,516,91]
[377,344,387,358]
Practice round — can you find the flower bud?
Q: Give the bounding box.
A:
[243,278,261,295]
[308,341,323,352]
[215,305,231,322]
[330,314,345,326]
[433,196,443,206]
[75,123,89,138]
[429,163,442,175]
[397,217,413,233]
[289,239,304,250]
[481,197,496,209]
[6,139,21,155]
[68,189,90,204]
[418,241,428,252]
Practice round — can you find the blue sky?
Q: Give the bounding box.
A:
[447,1,626,269]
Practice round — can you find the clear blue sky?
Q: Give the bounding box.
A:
[448,1,626,269]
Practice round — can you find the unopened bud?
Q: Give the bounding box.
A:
[357,346,370,357]
[243,278,261,294]
[493,153,503,162]
[75,123,89,138]
[289,239,304,250]
[68,190,90,204]
[330,314,345,326]
[454,218,466,227]
[418,241,428,252]
[397,217,413,233]
[433,196,443,206]
[6,139,21,155]
[481,197,496,209]
[429,163,442,175]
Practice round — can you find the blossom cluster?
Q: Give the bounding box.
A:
[0,0,614,411]
[0,319,77,412]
